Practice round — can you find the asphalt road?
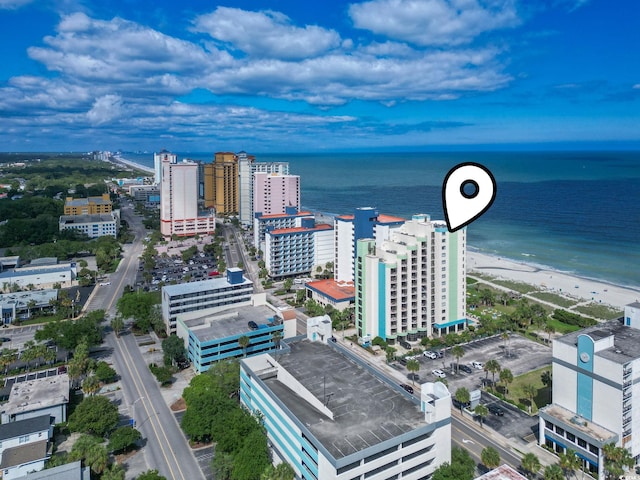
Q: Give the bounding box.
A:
[87,202,205,480]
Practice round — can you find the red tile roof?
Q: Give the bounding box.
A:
[306,279,355,301]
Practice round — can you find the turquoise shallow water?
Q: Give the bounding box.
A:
[126,150,640,288]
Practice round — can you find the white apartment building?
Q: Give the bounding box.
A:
[154,149,176,185]
[159,154,215,237]
[237,152,289,226]
[240,337,451,480]
[59,210,120,238]
[538,305,640,478]
[334,208,405,283]
[355,214,466,344]
[161,268,254,334]
[264,219,333,279]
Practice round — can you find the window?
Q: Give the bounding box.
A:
[555,425,564,436]
[578,438,587,448]
[19,435,30,444]
[566,432,575,443]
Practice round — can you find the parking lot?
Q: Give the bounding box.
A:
[139,248,220,290]
[393,334,550,440]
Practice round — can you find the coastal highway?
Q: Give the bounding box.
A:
[87,202,204,480]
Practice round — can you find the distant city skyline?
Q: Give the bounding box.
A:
[0,0,638,152]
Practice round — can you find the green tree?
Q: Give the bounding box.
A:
[212,452,235,480]
[68,395,119,437]
[521,452,541,479]
[522,383,538,413]
[499,368,514,394]
[238,335,250,357]
[68,434,109,475]
[481,446,500,470]
[541,370,553,404]
[451,345,465,373]
[111,316,125,337]
[283,278,293,292]
[101,463,126,480]
[558,448,581,479]
[82,375,101,396]
[137,470,167,480]
[0,348,17,374]
[544,322,555,344]
[271,330,283,350]
[432,447,475,480]
[543,464,564,480]
[94,361,117,383]
[232,429,271,480]
[149,363,173,385]
[602,442,634,479]
[261,462,295,480]
[484,359,501,387]
[454,387,470,413]
[108,426,142,454]
[162,334,186,367]
[385,346,397,364]
[406,358,420,386]
[474,403,489,428]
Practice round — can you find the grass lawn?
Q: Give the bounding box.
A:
[574,303,623,320]
[503,365,552,414]
[545,317,582,334]
[529,291,578,308]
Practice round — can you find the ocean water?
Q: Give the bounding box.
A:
[125,151,640,288]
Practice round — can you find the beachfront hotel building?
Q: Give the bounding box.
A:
[161,268,254,334]
[254,207,314,252]
[538,305,640,478]
[355,214,466,344]
[159,153,215,237]
[264,218,333,279]
[238,152,289,226]
[203,152,239,215]
[253,172,300,217]
[63,193,112,215]
[334,207,406,283]
[240,332,452,480]
[153,149,176,185]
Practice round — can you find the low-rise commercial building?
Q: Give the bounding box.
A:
[59,210,120,239]
[1,374,69,425]
[0,261,76,292]
[240,335,452,479]
[305,279,355,312]
[0,290,58,325]
[161,268,254,334]
[176,302,296,373]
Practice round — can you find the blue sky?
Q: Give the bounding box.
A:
[0,0,638,152]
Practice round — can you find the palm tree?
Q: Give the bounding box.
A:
[44,347,57,366]
[499,368,514,395]
[111,316,125,337]
[406,359,420,386]
[0,348,17,374]
[481,446,500,470]
[501,331,510,357]
[559,448,581,479]
[82,375,101,396]
[521,452,541,479]
[238,335,251,357]
[26,299,37,319]
[474,404,488,428]
[543,464,564,480]
[544,322,555,345]
[522,383,538,413]
[541,370,553,404]
[484,359,501,388]
[602,442,634,479]
[454,387,470,413]
[451,345,465,373]
[271,330,283,350]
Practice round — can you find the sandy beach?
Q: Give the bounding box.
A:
[468,251,640,310]
[111,155,155,175]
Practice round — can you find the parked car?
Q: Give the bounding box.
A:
[472,361,484,369]
[458,364,473,374]
[407,373,420,382]
[432,369,446,378]
[398,357,408,366]
[399,384,414,394]
[248,321,258,330]
[423,351,437,359]
[452,398,470,409]
[488,403,505,416]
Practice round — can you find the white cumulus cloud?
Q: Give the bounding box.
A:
[192,7,341,59]
[87,95,123,125]
[349,0,521,46]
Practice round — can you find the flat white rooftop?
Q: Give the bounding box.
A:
[1,374,69,417]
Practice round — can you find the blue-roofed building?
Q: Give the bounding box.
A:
[176,302,297,373]
[161,268,254,334]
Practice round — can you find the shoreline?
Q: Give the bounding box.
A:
[111,154,155,175]
[467,250,639,310]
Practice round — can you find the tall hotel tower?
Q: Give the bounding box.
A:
[355,214,466,344]
[160,154,215,237]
